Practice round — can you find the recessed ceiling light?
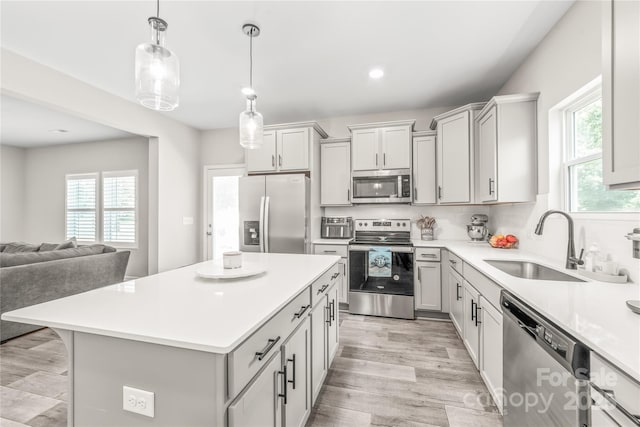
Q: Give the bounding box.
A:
[369,68,384,79]
[241,87,255,96]
[49,129,69,134]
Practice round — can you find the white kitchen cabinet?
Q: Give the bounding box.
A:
[448,266,464,336]
[282,318,311,427]
[414,248,441,311]
[475,93,538,203]
[246,130,277,173]
[479,296,503,413]
[602,0,640,189]
[431,104,485,204]
[463,280,480,368]
[327,283,339,365]
[228,351,283,427]
[349,120,415,172]
[320,139,351,206]
[313,244,349,304]
[412,131,437,205]
[338,258,349,304]
[247,122,328,174]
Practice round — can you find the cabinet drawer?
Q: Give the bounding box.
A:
[415,247,441,261]
[313,244,348,258]
[448,252,463,274]
[463,263,502,312]
[311,264,340,307]
[228,289,311,399]
[590,353,640,424]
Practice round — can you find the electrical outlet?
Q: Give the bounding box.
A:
[123,386,154,418]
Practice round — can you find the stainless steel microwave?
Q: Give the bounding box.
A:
[351,169,411,204]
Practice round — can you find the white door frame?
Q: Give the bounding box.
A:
[202,164,246,260]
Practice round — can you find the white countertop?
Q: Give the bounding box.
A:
[413,239,640,382]
[1,253,340,354]
[312,238,352,245]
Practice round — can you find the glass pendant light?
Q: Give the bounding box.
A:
[239,24,264,149]
[135,0,180,111]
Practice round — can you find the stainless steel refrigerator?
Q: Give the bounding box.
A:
[239,174,310,254]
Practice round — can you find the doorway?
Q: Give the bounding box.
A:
[205,165,245,260]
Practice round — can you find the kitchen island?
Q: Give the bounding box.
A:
[2,252,342,426]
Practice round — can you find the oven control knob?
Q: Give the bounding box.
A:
[402,222,406,227]
[364,222,368,226]
[396,222,400,226]
[358,222,362,226]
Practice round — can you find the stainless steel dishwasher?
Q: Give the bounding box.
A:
[502,291,590,426]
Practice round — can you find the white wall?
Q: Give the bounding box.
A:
[1,49,200,273]
[0,145,26,242]
[22,137,149,278]
[491,1,640,282]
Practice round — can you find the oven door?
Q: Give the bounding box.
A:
[348,245,414,296]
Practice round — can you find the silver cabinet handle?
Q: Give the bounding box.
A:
[414,187,418,201]
[278,155,282,167]
[590,382,640,424]
[347,188,350,201]
[456,283,461,301]
[438,186,442,200]
[449,259,457,265]
[383,153,386,166]
[272,155,275,167]
[421,253,437,258]
[375,153,378,166]
[489,178,495,195]
[255,336,281,361]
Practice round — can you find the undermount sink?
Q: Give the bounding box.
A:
[484,259,586,282]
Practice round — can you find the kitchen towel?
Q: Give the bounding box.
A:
[369,247,392,278]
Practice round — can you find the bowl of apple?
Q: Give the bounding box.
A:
[489,234,518,249]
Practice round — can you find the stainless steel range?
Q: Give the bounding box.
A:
[348,219,414,319]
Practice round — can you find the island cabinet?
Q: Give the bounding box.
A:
[247,122,328,174]
[448,253,465,335]
[602,0,640,189]
[475,93,538,203]
[430,103,485,204]
[320,138,351,206]
[412,131,437,205]
[313,243,349,303]
[349,120,415,172]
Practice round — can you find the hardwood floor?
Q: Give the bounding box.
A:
[0,313,502,427]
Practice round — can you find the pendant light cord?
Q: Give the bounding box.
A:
[156,0,160,18]
[249,31,253,89]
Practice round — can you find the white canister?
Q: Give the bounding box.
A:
[223,251,242,269]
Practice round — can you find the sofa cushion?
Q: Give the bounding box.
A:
[0,244,107,267]
[54,238,77,250]
[2,242,41,253]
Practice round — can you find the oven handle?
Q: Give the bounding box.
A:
[348,245,414,253]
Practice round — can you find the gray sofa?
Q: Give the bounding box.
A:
[0,242,130,341]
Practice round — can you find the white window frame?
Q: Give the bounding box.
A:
[561,82,639,219]
[65,172,99,244]
[102,170,138,249]
[64,170,138,248]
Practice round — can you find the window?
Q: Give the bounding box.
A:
[564,87,640,213]
[66,173,98,241]
[65,170,137,247]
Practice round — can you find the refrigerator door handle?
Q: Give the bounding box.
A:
[259,196,266,253]
[264,196,271,253]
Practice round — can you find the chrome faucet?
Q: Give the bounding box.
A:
[534,210,584,270]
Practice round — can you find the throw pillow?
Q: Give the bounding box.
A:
[38,243,59,252]
[55,237,78,250]
[2,242,41,253]
[0,244,6,252]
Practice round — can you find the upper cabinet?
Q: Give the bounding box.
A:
[412,131,437,205]
[430,104,485,204]
[349,120,415,172]
[320,138,351,206]
[247,122,328,174]
[475,93,538,203]
[602,0,640,189]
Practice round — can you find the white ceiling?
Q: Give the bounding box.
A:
[1,1,573,131]
[1,95,135,147]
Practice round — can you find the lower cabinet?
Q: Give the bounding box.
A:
[282,318,311,427]
[479,296,503,413]
[448,267,464,336]
[310,282,339,405]
[462,281,480,368]
[414,248,442,311]
[338,258,349,304]
[313,244,349,304]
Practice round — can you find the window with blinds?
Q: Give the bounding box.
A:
[66,174,98,241]
[103,171,137,245]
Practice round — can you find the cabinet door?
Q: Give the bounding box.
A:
[477,106,498,202]
[479,297,503,413]
[437,111,471,203]
[247,131,277,173]
[463,281,480,368]
[228,351,283,427]
[448,268,464,336]
[381,126,411,169]
[412,136,437,204]
[277,128,310,171]
[352,129,380,171]
[282,318,310,427]
[326,284,339,366]
[603,0,640,188]
[415,262,441,311]
[310,300,326,405]
[338,259,349,304]
[320,143,351,206]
